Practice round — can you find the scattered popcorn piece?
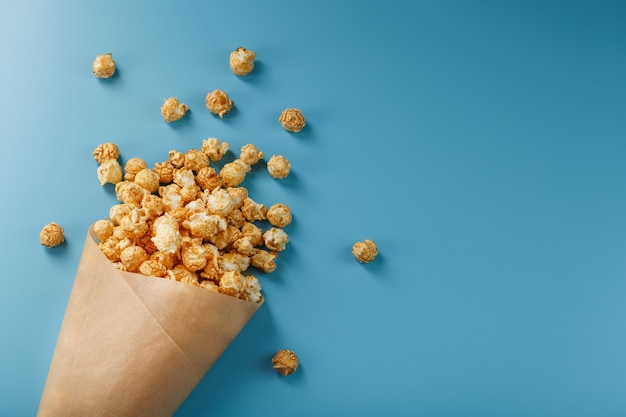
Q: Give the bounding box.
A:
[229,47,256,76]
[109,203,135,225]
[124,158,148,181]
[167,264,199,285]
[134,168,160,193]
[151,213,182,255]
[40,222,64,248]
[251,249,277,273]
[220,159,250,188]
[120,245,149,273]
[218,270,247,298]
[244,275,263,303]
[263,228,289,252]
[115,181,148,206]
[199,279,219,292]
[201,138,229,162]
[93,143,120,164]
[168,150,186,169]
[233,237,255,256]
[160,97,188,123]
[241,197,268,221]
[93,219,115,241]
[267,155,291,179]
[154,161,175,184]
[219,252,251,273]
[181,238,210,272]
[272,350,299,376]
[92,53,116,78]
[239,143,264,166]
[279,108,306,133]
[352,239,378,263]
[139,259,167,277]
[267,204,292,228]
[141,194,164,219]
[195,166,222,191]
[97,159,123,186]
[184,149,210,173]
[207,187,235,217]
[205,89,234,118]
[241,222,264,247]
[118,207,150,240]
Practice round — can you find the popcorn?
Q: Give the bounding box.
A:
[92,219,115,241]
[124,158,148,181]
[218,270,247,298]
[93,143,120,164]
[272,350,299,376]
[219,159,250,188]
[160,97,188,123]
[241,197,268,221]
[92,140,297,303]
[120,245,149,272]
[267,155,291,179]
[97,159,123,186]
[352,239,378,263]
[267,203,292,228]
[133,168,160,193]
[205,90,234,119]
[139,259,167,277]
[151,213,182,255]
[40,222,65,248]
[115,181,148,206]
[279,108,306,133]
[92,53,116,78]
[229,47,256,76]
[201,138,229,162]
[239,143,264,165]
[263,228,289,252]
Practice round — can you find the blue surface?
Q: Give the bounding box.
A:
[1,0,625,416]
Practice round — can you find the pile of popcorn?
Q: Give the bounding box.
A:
[91,138,293,304]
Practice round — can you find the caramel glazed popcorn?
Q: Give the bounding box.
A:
[92,139,294,303]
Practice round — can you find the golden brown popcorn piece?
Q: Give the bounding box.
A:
[139,259,167,277]
[115,181,148,206]
[233,236,255,256]
[154,161,175,184]
[168,150,186,169]
[205,89,234,118]
[272,350,299,376]
[40,222,64,248]
[195,166,222,192]
[244,275,263,303]
[109,203,135,225]
[226,187,248,208]
[159,184,184,211]
[201,138,229,162]
[97,159,123,186]
[220,159,250,188]
[219,252,251,273]
[151,213,182,255]
[267,203,292,228]
[167,264,199,285]
[181,238,210,272]
[352,239,378,263]
[218,270,247,298]
[92,219,115,241]
[118,208,150,240]
[279,108,306,133]
[120,245,149,272]
[241,197,268,221]
[182,212,224,240]
[92,53,116,78]
[93,142,120,164]
[150,251,176,270]
[133,168,160,193]
[241,222,264,247]
[251,249,277,273]
[199,279,219,292]
[229,47,256,76]
[209,224,242,250]
[267,155,290,179]
[226,208,246,229]
[140,194,164,219]
[263,228,289,252]
[239,143,264,166]
[160,97,188,123]
[124,158,148,181]
[206,187,235,217]
[184,149,210,173]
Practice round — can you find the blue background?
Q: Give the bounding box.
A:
[1,1,625,416]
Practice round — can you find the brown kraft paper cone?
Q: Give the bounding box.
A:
[37,227,264,417]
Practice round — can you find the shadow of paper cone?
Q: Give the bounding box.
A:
[37,228,263,417]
